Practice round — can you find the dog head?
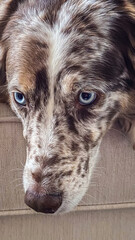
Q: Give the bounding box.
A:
[0,0,135,214]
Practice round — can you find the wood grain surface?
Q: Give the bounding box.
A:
[0,208,135,240]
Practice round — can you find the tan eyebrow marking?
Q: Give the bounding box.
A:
[61,74,79,95]
[124,0,135,18]
[18,72,35,93]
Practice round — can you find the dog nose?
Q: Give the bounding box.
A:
[24,190,62,214]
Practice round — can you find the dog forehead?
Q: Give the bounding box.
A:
[7,51,45,93]
[6,23,73,94]
[6,0,106,95]
[6,0,124,95]
[4,2,83,93]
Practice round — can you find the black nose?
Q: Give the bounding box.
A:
[24,190,62,214]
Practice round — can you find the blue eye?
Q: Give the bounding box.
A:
[14,92,26,105]
[79,92,97,105]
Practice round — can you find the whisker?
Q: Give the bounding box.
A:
[10,178,23,184]
[83,193,97,200]
[9,168,23,172]
[111,127,131,144]
[20,161,25,168]
[13,183,23,191]
[94,166,106,170]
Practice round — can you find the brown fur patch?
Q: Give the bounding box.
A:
[119,93,131,113]
[32,170,42,183]
[124,0,135,18]
[18,72,35,93]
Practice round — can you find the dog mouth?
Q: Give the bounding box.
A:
[23,143,100,214]
[24,186,89,214]
[23,167,90,214]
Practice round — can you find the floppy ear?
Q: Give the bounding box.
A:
[123,2,135,114]
[0,43,8,103]
[121,2,135,89]
[110,2,135,89]
[125,5,135,88]
[0,0,22,103]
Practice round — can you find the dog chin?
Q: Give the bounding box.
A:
[55,201,80,215]
[55,188,90,215]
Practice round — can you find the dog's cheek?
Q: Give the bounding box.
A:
[58,145,100,213]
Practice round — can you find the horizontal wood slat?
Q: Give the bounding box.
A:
[0,202,135,217]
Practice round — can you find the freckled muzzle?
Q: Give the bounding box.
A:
[24,190,63,214]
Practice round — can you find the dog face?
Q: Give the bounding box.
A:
[0,0,135,214]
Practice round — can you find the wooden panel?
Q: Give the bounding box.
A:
[0,103,15,117]
[83,127,135,205]
[0,122,26,210]
[0,103,135,211]
[0,208,135,240]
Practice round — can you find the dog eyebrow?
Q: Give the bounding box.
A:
[33,68,50,110]
[31,40,48,50]
[35,68,49,94]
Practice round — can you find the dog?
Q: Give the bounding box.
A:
[0,0,135,214]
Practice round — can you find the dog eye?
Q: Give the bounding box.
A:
[14,92,26,106]
[79,92,97,105]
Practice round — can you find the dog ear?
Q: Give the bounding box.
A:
[125,5,135,89]
[123,2,135,114]
[110,2,135,89]
[0,41,8,103]
[120,3,135,116]
[120,2,135,89]
[0,0,23,103]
